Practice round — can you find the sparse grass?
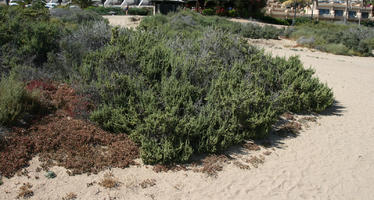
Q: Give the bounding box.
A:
[233,161,251,170]
[62,192,77,200]
[17,183,33,199]
[99,172,121,189]
[195,155,230,177]
[246,155,265,168]
[243,142,261,151]
[139,179,156,189]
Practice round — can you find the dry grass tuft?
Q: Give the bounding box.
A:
[246,155,265,168]
[99,172,121,189]
[281,112,295,120]
[233,161,250,170]
[152,164,187,173]
[139,179,156,189]
[62,192,77,200]
[243,142,261,151]
[276,121,302,136]
[196,155,230,177]
[17,183,33,199]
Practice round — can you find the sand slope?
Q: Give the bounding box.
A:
[1,24,374,199]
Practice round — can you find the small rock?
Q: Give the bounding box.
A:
[45,171,57,179]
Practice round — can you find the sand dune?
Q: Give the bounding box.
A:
[1,19,374,200]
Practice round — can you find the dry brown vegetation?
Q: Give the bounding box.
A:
[246,156,265,168]
[17,183,33,199]
[139,179,157,189]
[195,155,231,177]
[99,172,121,189]
[233,161,251,170]
[0,81,139,178]
[276,121,302,136]
[152,164,187,173]
[62,192,77,200]
[243,141,261,151]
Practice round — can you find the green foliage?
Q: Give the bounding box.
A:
[82,23,333,164]
[86,6,125,15]
[50,8,106,24]
[233,0,267,18]
[0,6,63,70]
[288,21,374,56]
[0,76,41,126]
[256,15,290,25]
[228,9,239,18]
[1,7,334,165]
[139,11,283,39]
[0,6,107,80]
[72,0,93,9]
[128,7,152,16]
[202,8,215,16]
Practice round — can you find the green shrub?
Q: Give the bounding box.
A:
[128,7,152,16]
[323,43,351,55]
[0,6,64,68]
[0,76,41,126]
[202,8,215,16]
[288,21,374,56]
[50,8,106,24]
[139,11,283,39]
[83,26,333,164]
[86,6,125,15]
[256,15,290,26]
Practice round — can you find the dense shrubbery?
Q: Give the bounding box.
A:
[140,11,284,39]
[287,21,374,56]
[256,15,291,26]
[0,7,334,165]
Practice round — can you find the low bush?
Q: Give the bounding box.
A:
[140,11,284,39]
[288,21,374,56]
[202,8,215,16]
[128,7,152,16]
[1,7,334,166]
[83,25,333,164]
[256,15,290,26]
[86,6,125,15]
[0,76,41,126]
[50,7,106,24]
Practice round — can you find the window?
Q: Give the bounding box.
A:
[319,9,330,15]
[335,10,344,17]
[362,12,369,19]
[348,11,357,18]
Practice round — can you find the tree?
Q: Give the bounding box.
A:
[282,0,311,25]
[232,0,267,18]
[6,0,10,6]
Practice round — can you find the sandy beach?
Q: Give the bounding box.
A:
[1,17,374,200]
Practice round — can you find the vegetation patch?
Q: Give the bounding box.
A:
[0,82,139,178]
[140,11,284,39]
[286,21,374,56]
[0,6,334,173]
[139,179,157,189]
[17,183,34,199]
[99,172,121,189]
